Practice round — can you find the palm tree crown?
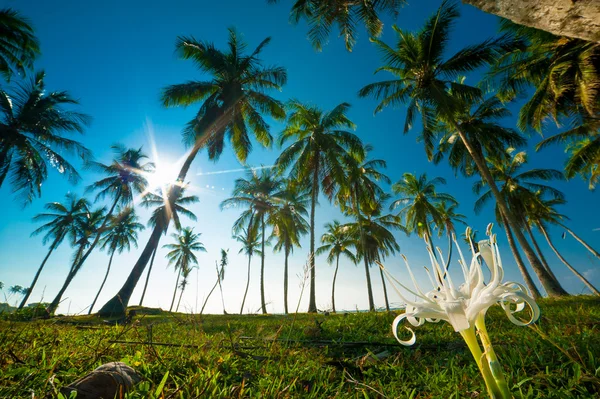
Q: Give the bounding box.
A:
[0,8,40,81]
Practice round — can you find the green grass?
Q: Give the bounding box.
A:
[1,296,599,398]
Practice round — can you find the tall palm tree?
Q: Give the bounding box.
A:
[434,200,467,270]
[163,227,206,312]
[47,207,106,314]
[473,148,567,296]
[316,220,356,313]
[526,197,600,296]
[88,207,144,314]
[276,100,364,312]
[138,185,199,306]
[98,29,286,317]
[267,0,406,51]
[221,168,282,314]
[0,8,40,81]
[19,194,89,309]
[268,183,310,314]
[0,72,91,204]
[235,225,261,314]
[358,0,565,297]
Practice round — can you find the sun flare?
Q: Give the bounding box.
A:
[146,161,181,191]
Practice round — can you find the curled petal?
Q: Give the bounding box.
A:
[392,314,417,346]
[499,290,540,327]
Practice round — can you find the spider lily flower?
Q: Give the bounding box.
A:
[380,225,540,399]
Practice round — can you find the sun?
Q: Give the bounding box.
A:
[146,161,181,191]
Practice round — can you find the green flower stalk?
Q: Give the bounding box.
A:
[381,224,540,398]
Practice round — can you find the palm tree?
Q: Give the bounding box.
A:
[47,207,106,314]
[0,72,91,204]
[316,221,356,313]
[235,225,261,314]
[473,149,567,296]
[89,207,144,314]
[163,227,206,312]
[268,183,310,313]
[526,197,600,296]
[221,168,282,314]
[98,29,286,317]
[200,249,228,315]
[267,0,406,51]
[19,193,89,309]
[276,100,364,312]
[434,200,467,270]
[0,8,40,81]
[358,0,565,297]
[138,185,199,306]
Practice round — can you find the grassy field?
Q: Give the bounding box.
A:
[1,296,599,398]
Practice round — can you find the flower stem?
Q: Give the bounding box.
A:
[475,314,511,398]
[460,327,504,398]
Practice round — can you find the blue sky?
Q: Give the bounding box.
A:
[1,0,598,314]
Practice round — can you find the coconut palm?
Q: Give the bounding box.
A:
[138,185,199,306]
[235,225,261,314]
[434,200,467,270]
[276,100,364,312]
[0,8,40,81]
[163,227,206,312]
[268,183,310,313]
[316,220,356,313]
[47,207,106,314]
[0,72,91,204]
[98,29,286,317]
[19,194,89,309]
[221,168,283,314]
[526,197,600,296]
[267,0,406,51]
[88,207,144,314]
[358,0,565,297]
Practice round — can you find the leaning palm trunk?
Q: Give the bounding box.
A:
[556,222,600,260]
[200,279,219,315]
[240,254,252,314]
[307,159,319,313]
[260,215,267,314]
[47,243,86,314]
[501,214,542,299]
[169,272,181,312]
[454,127,567,296]
[379,265,390,312]
[331,254,340,313]
[19,235,61,309]
[363,257,375,311]
[139,244,158,306]
[97,144,203,317]
[283,245,290,314]
[524,222,559,284]
[538,223,600,296]
[97,225,164,316]
[88,251,115,314]
[176,282,186,312]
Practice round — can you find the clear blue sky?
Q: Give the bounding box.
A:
[1,0,598,314]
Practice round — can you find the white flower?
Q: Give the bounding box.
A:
[383,225,540,346]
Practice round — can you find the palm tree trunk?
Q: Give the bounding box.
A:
[502,214,542,299]
[308,158,319,313]
[200,280,219,315]
[47,244,86,315]
[88,251,115,314]
[524,222,559,283]
[538,223,600,296]
[240,254,252,314]
[19,235,61,309]
[169,272,180,312]
[176,284,185,312]
[260,214,267,314]
[139,244,159,306]
[557,222,600,260]
[97,143,204,317]
[363,257,375,311]
[379,265,390,312]
[331,254,340,313]
[454,128,568,297]
[217,265,226,314]
[284,245,290,314]
[97,224,164,316]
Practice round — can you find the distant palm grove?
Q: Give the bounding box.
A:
[1,0,599,318]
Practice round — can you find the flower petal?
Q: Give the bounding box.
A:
[392,314,417,346]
